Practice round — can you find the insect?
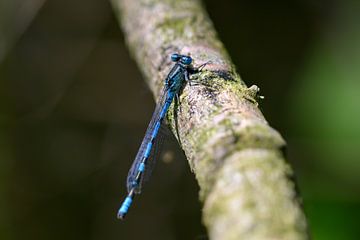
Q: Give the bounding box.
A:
[117,53,208,219]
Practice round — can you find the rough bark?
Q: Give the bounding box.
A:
[109,0,309,239]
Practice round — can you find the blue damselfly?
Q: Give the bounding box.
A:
[117,53,207,219]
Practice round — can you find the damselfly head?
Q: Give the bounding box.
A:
[170,53,192,65]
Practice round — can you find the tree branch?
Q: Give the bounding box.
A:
[109,0,309,239]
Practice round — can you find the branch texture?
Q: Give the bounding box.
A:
[110,0,308,239]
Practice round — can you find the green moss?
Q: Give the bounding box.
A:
[233,123,285,150]
[156,18,189,40]
[203,149,306,239]
[185,114,285,200]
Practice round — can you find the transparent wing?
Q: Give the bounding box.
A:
[126,87,172,193]
[142,122,168,181]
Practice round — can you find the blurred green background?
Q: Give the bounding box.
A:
[0,0,359,239]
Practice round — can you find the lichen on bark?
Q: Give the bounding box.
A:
[110,0,309,239]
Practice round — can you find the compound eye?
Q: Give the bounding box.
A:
[181,56,192,65]
[171,53,180,62]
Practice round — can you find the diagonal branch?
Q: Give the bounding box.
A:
[110,0,309,239]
